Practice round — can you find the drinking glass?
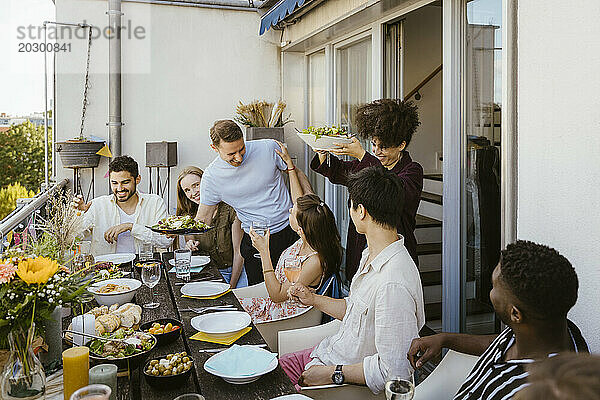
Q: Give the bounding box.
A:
[283,258,301,284]
[141,262,161,309]
[174,249,192,281]
[70,384,112,400]
[139,242,154,262]
[385,374,415,400]
[251,218,269,259]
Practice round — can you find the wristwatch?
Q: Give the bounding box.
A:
[332,365,345,385]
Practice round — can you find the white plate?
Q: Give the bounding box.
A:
[296,132,353,151]
[180,281,230,298]
[203,346,278,384]
[94,253,136,265]
[168,255,210,268]
[271,395,314,400]
[191,311,251,336]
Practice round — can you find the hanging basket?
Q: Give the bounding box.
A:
[55,140,105,168]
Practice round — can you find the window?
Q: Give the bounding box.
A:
[335,37,372,283]
[307,50,327,200]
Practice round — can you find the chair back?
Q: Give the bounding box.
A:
[317,273,341,323]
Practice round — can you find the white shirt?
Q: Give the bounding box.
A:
[199,139,293,233]
[306,237,425,394]
[77,192,173,256]
[115,207,135,253]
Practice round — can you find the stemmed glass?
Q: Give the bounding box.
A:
[385,374,415,400]
[251,218,269,259]
[141,262,161,309]
[283,258,301,285]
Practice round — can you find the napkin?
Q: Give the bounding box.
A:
[190,327,252,345]
[204,344,277,376]
[167,265,206,273]
[182,289,231,300]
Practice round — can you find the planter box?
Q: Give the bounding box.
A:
[55,141,105,168]
[246,127,284,142]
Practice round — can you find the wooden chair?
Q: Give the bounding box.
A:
[412,350,479,400]
[277,320,385,400]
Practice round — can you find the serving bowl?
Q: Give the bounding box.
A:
[88,278,142,306]
[88,334,157,370]
[295,132,353,151]
[140,318,182,346]
[143,354,194,388]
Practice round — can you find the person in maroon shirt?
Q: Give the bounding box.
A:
[310,99,423,281]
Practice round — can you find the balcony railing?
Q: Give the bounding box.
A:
[0,179,69,251]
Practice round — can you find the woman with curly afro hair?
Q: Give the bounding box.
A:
[310,99,422,280]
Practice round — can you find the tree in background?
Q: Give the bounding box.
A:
[0,183,36,220]
[0,121,51,193]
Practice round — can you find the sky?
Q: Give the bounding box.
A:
[0,0,54,116]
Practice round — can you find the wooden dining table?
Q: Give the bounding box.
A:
[68,252,297,400]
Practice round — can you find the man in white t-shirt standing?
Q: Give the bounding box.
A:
[74,155,173,256]
[196,119,310,285]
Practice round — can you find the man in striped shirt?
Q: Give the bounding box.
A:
[407,240,589,400]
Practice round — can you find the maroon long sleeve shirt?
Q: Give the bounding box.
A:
[310,151,423,281]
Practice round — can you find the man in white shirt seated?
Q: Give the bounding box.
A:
[74,155,173,256]
[283,166,425,394]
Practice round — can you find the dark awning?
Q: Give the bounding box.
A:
[259,0,307,35]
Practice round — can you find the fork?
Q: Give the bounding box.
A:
[179,305,236,313]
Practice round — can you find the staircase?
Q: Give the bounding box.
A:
[416,174,443,330]
[416,174,496,334]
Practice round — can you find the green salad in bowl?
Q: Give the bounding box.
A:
[149,215,212,234]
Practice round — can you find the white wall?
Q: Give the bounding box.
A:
[517,0,600,352]
[55,0,281,212]
[403,5,442,173]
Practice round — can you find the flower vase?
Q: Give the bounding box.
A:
[1,324,46,400]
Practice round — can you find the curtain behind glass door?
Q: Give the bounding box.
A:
[463,0,502,334]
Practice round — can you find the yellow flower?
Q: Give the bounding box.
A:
[17,257,59,285]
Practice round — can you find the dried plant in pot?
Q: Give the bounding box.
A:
[235,100,292,142]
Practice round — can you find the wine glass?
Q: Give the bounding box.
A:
[251,218,269,259]
[385,374,415,400]
[283,258,301,284]
[141,262,161,309]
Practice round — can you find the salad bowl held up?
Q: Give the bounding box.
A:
[296,125,353,151]
[148,215,213,235]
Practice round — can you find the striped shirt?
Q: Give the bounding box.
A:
[453,320,588,400]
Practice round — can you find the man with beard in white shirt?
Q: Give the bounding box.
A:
[74,155,173,256]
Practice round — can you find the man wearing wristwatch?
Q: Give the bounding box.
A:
[283,167,425,394]
[332,365,344,385]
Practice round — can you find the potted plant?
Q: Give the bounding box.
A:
[234,100,292,141]
[54,26,105,169]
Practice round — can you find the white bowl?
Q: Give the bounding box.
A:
[296,132,353,151]
[203,346,278,384]
[88,278,142,306]
[191,311,251,339]
[94,253,136,265]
